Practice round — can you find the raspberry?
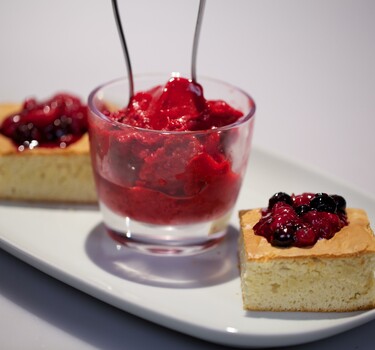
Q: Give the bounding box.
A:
[269,214,297,232]
[253,216,273,240]
[292,192,314,207]
[294,224,317,247]
[271,202,296,216]
[302,211,342,239]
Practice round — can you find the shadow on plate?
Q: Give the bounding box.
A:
[245,308,367,321]
[85,222,240,289]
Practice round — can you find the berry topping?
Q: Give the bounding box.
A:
[0,93,88,151]
[254,192,349,248]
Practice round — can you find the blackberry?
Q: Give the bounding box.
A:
[271,226,295,247]
[295,205,311,216]
[331,194,346,213]
[310,193,337,213]
[268,192,293,210]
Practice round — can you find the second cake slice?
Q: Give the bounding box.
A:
[239,193,375,312]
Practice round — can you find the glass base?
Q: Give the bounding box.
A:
[100,202,230,255]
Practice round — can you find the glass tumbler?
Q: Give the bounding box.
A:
[88,74,256,255]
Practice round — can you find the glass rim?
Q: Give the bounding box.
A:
[88,73,256,135]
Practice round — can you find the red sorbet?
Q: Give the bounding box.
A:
[90,77,246,225]
[104,77,243,131]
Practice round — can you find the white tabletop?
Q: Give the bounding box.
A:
[0,0,374,349]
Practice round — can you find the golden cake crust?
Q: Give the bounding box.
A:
[239,208,375,260]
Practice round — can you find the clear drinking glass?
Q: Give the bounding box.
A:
[88,74,256,255]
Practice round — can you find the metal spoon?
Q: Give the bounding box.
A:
[111,0,134,100]
[112,0,206,96]
[191,0,206,82]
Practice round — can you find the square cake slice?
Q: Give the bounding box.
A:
[239,208,375,312]
[0,103,96,203]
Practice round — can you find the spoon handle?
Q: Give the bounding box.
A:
[111,0,134,100]
[191,0,206,82]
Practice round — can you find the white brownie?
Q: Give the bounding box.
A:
[239,208,375,312]
[0,103,96,203]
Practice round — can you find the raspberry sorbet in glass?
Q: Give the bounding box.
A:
[88,74,256,255]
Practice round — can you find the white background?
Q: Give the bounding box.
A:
[0,2,375,349]
[1,0,374,198]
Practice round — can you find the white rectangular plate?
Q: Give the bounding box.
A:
[0,147,374,348]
